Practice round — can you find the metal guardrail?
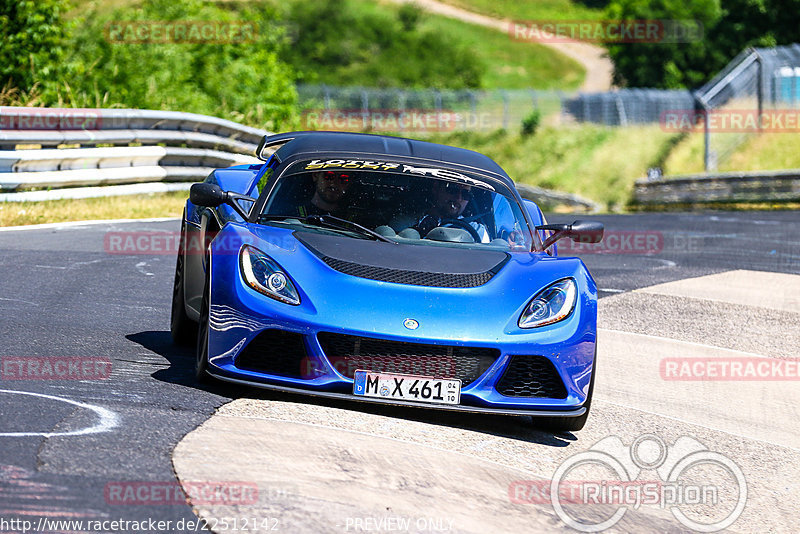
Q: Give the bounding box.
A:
[516,184,599,213]
[633,169,800,205]
[0,107,596,211]
[0,107,270,200]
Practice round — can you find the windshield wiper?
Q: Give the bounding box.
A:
[258,214,396,244]
[305,215,397,244]
[258,215,302,222]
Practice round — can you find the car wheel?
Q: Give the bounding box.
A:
[170,218,197,345]
[533,352,596,433]
[195,268,212,384]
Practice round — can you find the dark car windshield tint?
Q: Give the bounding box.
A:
[258,159,532,250]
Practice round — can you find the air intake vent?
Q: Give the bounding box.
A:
[321,257,495,288]
[495,356,568,398]
[235,329,308,378]
[318,332,499,387]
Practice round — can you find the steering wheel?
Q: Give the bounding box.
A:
[440,218,482,243]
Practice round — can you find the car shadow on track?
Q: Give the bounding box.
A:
[130,330,578,448]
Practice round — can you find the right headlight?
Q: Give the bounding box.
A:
[239,245,300,305]
[518,278,577,328]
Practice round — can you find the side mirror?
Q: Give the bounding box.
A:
[537,220,604,250]
[567,220,604,244]
[190,183,256,221]
[190,183,226,208]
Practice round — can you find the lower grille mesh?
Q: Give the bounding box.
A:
[235,329,308,378]
[318,332,498,387]
[495,356,568,398]
[321,257,495,288]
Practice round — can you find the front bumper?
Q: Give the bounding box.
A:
[205,230,597,415]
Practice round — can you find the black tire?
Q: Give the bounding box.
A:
[195,268,212,384]
[532,353,596,433]
[170,218,197,345]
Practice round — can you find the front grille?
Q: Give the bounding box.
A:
[495,356,568,398]
[318,332,499,387]
[321,257,495,288]
[235,329,308,378]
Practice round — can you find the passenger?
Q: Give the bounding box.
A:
[411,181,489,242]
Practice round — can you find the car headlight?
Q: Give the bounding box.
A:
[518,278,577,328]
[239,245,300,305]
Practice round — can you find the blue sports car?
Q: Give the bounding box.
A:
[171,131,603,431]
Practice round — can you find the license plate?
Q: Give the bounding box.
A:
[353,370,461,405]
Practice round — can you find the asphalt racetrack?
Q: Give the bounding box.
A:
[0,210,798,533]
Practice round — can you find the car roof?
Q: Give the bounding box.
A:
[270,131,515,188]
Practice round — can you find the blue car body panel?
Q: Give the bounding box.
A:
[183,131,598,416]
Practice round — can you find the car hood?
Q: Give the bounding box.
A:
[224,223,595,340]
[293,231,509,283]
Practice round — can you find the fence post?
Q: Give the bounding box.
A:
[756,51,763,131]
[701,100,713,172]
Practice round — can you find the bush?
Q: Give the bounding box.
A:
[0,0,73,94]
[60,0,297,129]
[284,0,484,89]
[521,109,541,137]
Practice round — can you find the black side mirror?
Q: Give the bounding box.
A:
[536,220,604,250]
[190,183,226,208]
[190,183,256,220]
[567,220,604,244]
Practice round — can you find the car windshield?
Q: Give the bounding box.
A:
[257,159,533,250]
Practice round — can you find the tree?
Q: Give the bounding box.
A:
[0,0,72,92]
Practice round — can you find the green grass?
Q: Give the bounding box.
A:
[342,0,586,90]
[0,192,187,227]
[664,131,800,175]
[436,0,605,22]
[430,124,682,211]
[69,0,586,91]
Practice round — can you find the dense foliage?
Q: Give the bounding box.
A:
[284,0,483,89]
[605,0,800,88]
[0,0,72,94]
[2,0,485,128]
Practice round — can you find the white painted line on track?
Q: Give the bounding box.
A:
[598,328,774,359]
[0,389,119,437]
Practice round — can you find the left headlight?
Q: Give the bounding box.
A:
[239,245,300,305]
[518,278,577,328]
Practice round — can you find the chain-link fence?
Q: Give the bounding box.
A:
[297,85,568,133]
[296,84,696,133]
[297,45,800,171]
[562,89,694,126]
[696,44,800,170]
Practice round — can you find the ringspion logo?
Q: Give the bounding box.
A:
[511,434,747,532]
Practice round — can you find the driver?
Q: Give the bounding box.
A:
[296,170,353,218]
[411,181,489,242]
